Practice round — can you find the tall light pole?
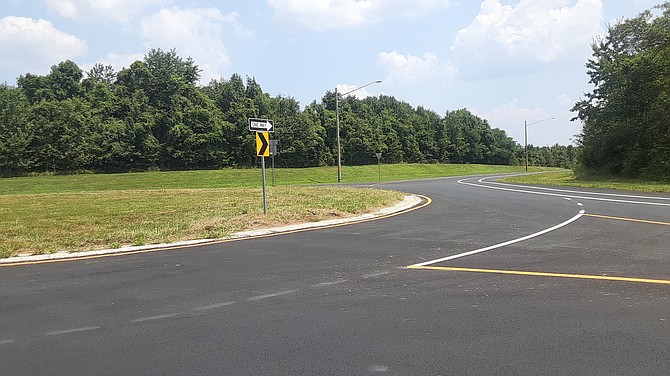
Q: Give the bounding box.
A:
[335,80,382,183]
[524,117,555,172]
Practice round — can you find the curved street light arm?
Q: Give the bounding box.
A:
[524,117,555,172]
[339,80,383,97]
[335,80,382,183]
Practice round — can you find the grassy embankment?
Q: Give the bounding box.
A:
[0,164,557,258]
[501,171,670,193]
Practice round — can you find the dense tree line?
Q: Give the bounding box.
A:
[1,48,570,175]
[572,2,670,180]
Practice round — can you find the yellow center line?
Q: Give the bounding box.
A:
[407,265,670,285]
[584,213,670,226]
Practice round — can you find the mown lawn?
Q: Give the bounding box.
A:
[0,164,559,258]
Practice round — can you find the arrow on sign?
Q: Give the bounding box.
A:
[256,132,270,157]
[249,118,274,132]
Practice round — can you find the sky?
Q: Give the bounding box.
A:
[0,0,662,146]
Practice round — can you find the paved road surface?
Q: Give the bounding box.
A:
[2,175,669,375]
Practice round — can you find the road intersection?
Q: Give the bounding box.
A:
[2,175,669,375]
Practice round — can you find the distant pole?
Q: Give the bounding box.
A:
[336,87,341,183]
[524,120,528,172]
[524,117,555,173]
[376,152,382,182]
[335,80,382,183]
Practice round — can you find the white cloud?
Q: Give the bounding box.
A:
[0,16,87,78]
[267,0,451,30]
[139,7,251,83]
[452,0,604,71]
[472,99,551,144]
[82,52,145,76]
[378,51,457,84]
[46,0,165,23]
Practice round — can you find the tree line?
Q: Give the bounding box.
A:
[0,48,574,176]
[572,2,670,180]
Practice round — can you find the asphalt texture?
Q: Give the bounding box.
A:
[1,175,669,375]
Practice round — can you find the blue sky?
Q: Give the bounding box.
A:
[0,0,661,146]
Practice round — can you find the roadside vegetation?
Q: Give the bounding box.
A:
[2,3,669,258]
[1,164,554,258]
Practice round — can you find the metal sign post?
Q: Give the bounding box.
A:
[270,140,278,187]
[261,156,267,215]
[375,152,382,182]
[250,118,274,215]
[255,131,271,215]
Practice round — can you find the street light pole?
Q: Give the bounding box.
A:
[524,117,555,172]
[335,80,382,183]
[524,120,528,172]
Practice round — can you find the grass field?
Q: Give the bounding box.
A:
[2,164,557,258]
[500,171,670,193]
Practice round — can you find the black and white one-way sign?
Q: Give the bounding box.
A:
[248,118,274,132]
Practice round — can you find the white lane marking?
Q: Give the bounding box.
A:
[409,209,585,267]
[312,280,348,287]
[481,178,670,201]
[131,313,180,323]
[362,271,390,279]
[192,301,236,311]
[578,202,584,207]
[247,290,298,301]
[0,339,15,345]
[46,326,101,336]
[458,178,670,207]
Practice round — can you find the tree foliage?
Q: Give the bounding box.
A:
[0,48,572,176]
[572,2,670,180]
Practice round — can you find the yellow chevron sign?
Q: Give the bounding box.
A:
[256,132,270,157]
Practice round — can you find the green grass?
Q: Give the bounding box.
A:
[500,171,670,193]
[0,164,556,196]
[0,164,559,258]
[0,187,403,258]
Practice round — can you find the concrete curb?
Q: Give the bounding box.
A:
[1,195,422,265]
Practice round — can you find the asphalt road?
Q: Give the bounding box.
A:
[2,175,669,375]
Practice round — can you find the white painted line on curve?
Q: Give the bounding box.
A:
[0,339,16,345]
[312,280,348,287]
[458,178,670,207]
[192,301,236,311]
[131,313,180,323]
[481,178,670,201]
[362,271,390,279]
[409,209,585,267]
[46,326,102,336]
[247,290,298,301]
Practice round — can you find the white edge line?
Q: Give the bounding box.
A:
[192,301,236,311]
[458,178,670,207]
[409,209,585,267]
[131,313,180,323]
[46,326,102,336]
[481,177,670,201]
[247,290,298,301]
[312,279,348,287]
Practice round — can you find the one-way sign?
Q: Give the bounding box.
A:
[249,118,274,132]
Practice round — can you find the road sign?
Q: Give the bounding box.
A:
[249,118,274,132]
[270,140,278,156]
[256,132,270,157]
